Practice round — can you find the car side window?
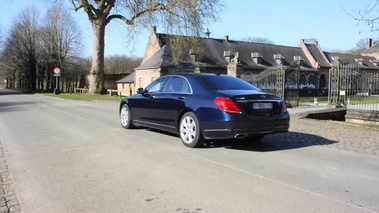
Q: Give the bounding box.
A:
[145,77,168,93]
[164,76,191,93]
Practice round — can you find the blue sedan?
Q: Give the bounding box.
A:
[120,73,289,148]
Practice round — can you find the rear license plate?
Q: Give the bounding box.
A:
[252,103,273,109]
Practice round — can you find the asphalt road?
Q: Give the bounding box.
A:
[0,89,378,213]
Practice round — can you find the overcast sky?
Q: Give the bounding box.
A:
[1,0,378,58]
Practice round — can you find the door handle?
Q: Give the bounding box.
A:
[178,96,185,100]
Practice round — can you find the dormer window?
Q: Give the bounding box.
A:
[331,56,340,61]
[294,56,304,66]
[251,52,262,64]
[189,49,200,62]
[355,58,364,65]
[370,59,379,66]
[274,54,285,65]
[224,50,233,63]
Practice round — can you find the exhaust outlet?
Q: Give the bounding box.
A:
[234,133,247,138]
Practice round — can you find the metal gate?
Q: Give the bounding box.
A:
[241,64,300,107]
[329,61,379,111]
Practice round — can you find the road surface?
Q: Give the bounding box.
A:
[0,89,378,213]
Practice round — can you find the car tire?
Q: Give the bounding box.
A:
[179,112,205,148]
[120,104,135,129]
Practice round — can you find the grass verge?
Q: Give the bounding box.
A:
[38,93,125,101]
[298,96,328,103]
[334,121,379,129]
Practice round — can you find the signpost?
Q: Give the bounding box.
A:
[53,67,61,95]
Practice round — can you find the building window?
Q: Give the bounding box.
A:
[251,52,262,65]
[274,54,285,64]
[294,56,304,66]
[370,59,379,66]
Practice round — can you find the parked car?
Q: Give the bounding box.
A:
[119,73,289,148]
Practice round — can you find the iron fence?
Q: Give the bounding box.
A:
[329,61,379,111]
[241,65,300,107]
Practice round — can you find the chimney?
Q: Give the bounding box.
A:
[152,26,157,33]
[367,38,372,49]
[224,35,229,42]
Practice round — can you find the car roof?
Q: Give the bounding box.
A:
[165,73,226,78]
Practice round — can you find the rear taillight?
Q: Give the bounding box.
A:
[282,102,287,112]
[213,97,242,114]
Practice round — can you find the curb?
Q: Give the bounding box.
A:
[0,143,21,213]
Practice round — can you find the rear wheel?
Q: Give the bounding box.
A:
[120,104,135,129]
[179,112,205,148]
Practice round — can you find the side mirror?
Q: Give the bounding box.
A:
[136,88,144,94]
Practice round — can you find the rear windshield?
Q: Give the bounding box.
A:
[197,75,260,91]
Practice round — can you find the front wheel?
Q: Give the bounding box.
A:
[120,104,135,129]
[179,112,205,148]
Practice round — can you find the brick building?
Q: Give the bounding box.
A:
[116,27,379,97]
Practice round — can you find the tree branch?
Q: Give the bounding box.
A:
[67,0,98,20]
[343,0,379,32]
[105,1,180,26]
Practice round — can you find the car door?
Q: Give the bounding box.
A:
[153,76,192,130]
[130,77,168,125]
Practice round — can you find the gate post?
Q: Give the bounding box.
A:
[329,62,340,108]
[276,65,285,98]
[329,61,354,108]
[280,63,300,107]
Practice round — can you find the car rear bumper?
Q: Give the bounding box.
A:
[202,125,289,139]
[200,113,290,140]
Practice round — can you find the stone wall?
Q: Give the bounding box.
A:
[345,109,379,125]
[297,108,347,121]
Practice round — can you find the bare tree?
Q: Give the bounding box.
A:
[346,0,379,31]
[64,0,222,94]
[41,6,83,67]
[105,55,142,74]
[2,6,40,90]
[1,5,84,91]
[344,38,378,55]
[0,25,3,48]
[241,36,274,44]
[39,6,84,90]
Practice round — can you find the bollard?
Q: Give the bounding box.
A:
[314,97,318,106]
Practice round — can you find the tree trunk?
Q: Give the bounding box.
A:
[29,56,37,91]
[88,20,106,94]
[46,71,50,91]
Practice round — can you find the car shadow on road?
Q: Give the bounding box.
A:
[143,128,337,152]
[208,131,337,152]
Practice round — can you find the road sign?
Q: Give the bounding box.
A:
[53,67,61,75]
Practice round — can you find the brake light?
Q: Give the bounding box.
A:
[213,97,242,114]
[282,102,287,112]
